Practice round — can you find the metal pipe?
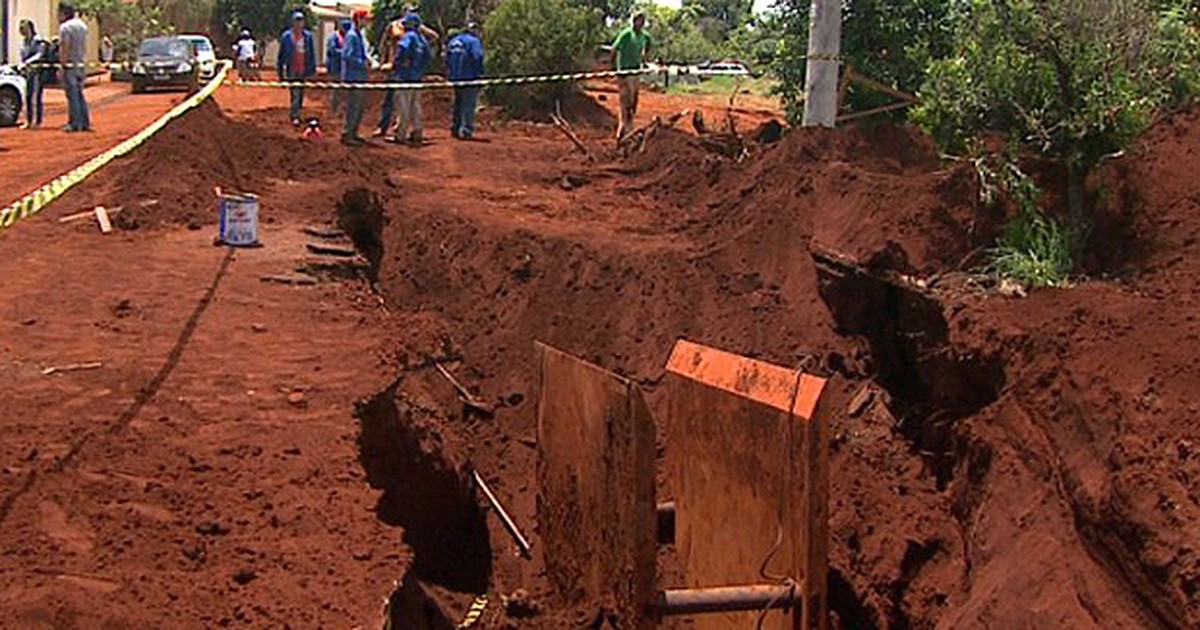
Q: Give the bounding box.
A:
[472,470,532,558]
[658,584,799,617]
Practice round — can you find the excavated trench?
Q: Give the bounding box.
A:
[814,251,1005,490]
[355,382,493,624]
[338,171,1012,628]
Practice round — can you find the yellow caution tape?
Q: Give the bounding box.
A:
[379,585,487,630]
[457,594,488,629]
[237,67,651,90]
[0,60,232,231]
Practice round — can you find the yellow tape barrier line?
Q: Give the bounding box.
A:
[0,60,232,231]
[456,595,488,629]
[237,67,651,90]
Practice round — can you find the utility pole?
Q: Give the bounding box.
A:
[802,0,841,128]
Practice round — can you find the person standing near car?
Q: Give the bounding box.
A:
[326,19,349,115]
[341,9,371,146]
[235,30,258,79]
[277,10,317,127]
[18,19,47,129]
[58,3,90,132]
[446,22,484,140]
[611,11,652,140]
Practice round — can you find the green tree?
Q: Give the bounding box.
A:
[683,0,751,32]
[636,3,720,64]
[772,0,956,123]
[484,0,603,113]
[216,0,303,42]
[76,0,174,60]
[914,0,1200,229]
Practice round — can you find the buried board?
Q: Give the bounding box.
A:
[665,340,830,630]
[536,343,657,628]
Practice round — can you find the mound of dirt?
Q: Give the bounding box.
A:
[54,100,399,231]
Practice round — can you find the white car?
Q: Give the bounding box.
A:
[180,35,217,79]
[696,62,752,79]
[0,66,27,127]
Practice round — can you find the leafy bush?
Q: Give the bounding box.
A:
[914,0,1200,220]
[483,0,603,113]
[914,0,1200,283]
[772,0,956,124]
[976,156,1076,287]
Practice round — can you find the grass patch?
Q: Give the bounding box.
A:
[991,210,1076,288]
[666,75,778,98]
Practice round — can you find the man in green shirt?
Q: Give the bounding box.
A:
[612,12,652,140]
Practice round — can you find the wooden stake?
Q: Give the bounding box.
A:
[94,207,113,234]
[59,206,123,224]
[550,113,593,160]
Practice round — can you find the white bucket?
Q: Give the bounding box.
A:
[218,193,260,247]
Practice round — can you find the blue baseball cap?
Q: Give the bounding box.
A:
[403,12,421,27]
[291,10,305,21]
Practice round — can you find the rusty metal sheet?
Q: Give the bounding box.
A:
[666,340,829,630]
[536,343,657,629]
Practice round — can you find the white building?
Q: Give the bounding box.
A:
[2,0,99,66]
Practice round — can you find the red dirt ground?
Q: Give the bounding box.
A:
[1,73,1197,630]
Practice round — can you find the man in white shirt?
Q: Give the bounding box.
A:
[58,2,90,132]
[235,30,258,79]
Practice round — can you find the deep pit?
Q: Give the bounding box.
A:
[355,382,493,597]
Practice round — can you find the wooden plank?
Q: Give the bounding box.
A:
[536,343,657,629]
[665,340,829,630]
[94,207,113,234]
[666,339,825,420]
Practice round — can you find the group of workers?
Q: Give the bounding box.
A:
[268,9,486,147]
[4,3,651,148]
[266,7,651,147]
[10,2,91,133]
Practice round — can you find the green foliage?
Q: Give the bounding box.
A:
[976,156,1076,287]
[683,0,752,32]
[371,0,476,45]
[723,14,783,68]
[633,3,718,64]
[484,0,603,112]
[216,0,305,42]
[914,0,1200,180]
[76,0,175,60]
[908,1,1200,283]
[773,0,956,124]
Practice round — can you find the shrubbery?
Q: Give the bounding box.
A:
[913,0,1200,285]
[483,0,604,113]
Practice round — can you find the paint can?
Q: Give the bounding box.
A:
[217,192,260,247]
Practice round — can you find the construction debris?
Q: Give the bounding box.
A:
[472,470,533,558]
[41,362,103,376]
[432,360,495,416]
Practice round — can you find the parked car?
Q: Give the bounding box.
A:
[179,34,217,79]
[131,37,200,93]
[0,66,27,127]
[696,61,752,79]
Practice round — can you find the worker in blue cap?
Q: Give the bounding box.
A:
[278,10,317,126]
[391,12,431,145]
[326,19,350,114]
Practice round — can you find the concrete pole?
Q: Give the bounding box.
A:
[802,0,842,128]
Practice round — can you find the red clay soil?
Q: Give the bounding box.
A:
[3,78,1199,629]
[368,107,1200,629]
